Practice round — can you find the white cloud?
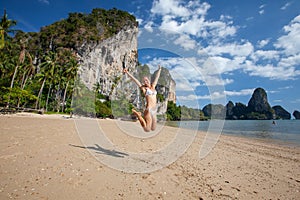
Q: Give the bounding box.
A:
[148,57,201,86]
[246,17,254,21]
[175,81,199,91]
[188,1,211,16]
[204,42,253,57]
[203,14,300,81]
[177,88,255,107]
[177,94,200,101]
[151,0,211,18]
[208,56,242,74]
[274,15,300,56]
[237,15,300,81]
[250,50,280,62]
[159,14,204,36]
[257,39,270,48]
[266,90,278,94]
[144,21,154,32]
[224,88,255,96]
[174,34,196,50]
[204,76,234,86]
[147,56,233,91]
[151,0,190,17]
[145,1,300,84]
[259,4,266,9]
[243,60,300,80]
[220,15,233,21]
[259,9,265,15]
[259,4,266,15]
[278,85,293,90]
[136,18,143,25]
[150,0,236,41]
[281,2,292,10]
[249,15,300,80]
[177,91,225,102]
[159,16,179,32]
[204,20,236,40]
[277,53,300,68]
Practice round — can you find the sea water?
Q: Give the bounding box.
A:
[189,120,300,146]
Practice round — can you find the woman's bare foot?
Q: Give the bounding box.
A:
[132,109,142,117]
[132,109,147,128]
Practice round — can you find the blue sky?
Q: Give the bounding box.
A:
[1,0,300,115]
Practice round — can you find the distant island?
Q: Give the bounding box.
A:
[167,87,299,121]
[202,87,299,120]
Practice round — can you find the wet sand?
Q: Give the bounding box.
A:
[0,114,299,199]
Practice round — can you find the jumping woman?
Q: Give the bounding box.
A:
[123,65,162,132]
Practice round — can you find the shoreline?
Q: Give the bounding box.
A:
[2,112,299,149]
[1,115,299,199]
[3,112,300,148]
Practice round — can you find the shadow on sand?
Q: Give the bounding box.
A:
[69,144,129,158]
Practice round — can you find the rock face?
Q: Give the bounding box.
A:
[232,102,248,119]
[77,25,138,93]
[153,67,176,114]
[293,110,300,119]
[247,88,274,119]
[76,24,175,114]
[226,101,234,119]
[226,101,247,120]
[202,104,226,119]
[272,105,291,119]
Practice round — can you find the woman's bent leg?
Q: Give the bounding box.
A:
[132,109,146,127]
[132,109,153,132]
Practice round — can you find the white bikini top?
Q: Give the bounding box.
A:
[145,88,157,96]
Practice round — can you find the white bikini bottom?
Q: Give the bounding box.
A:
[145,107,157,116]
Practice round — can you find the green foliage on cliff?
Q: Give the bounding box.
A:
[0,8,137,116]
[166,101,180,121]
[39,8,137,50]
[166,101,208,121]
[137,63,151,80]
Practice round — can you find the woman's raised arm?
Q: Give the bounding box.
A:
[151,65,162,87]
[123,68,142,87]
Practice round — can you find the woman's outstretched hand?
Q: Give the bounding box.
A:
[123,68,128,74]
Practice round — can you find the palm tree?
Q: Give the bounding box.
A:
[0,9,17,49]
[35,72,47,109]
[6,39,27,107]
[35,51,58,110]
[61,55,78,112]
[52,47,79,112]
[20,51,35,89]
[10,41,25,87]
[0,43,17,80]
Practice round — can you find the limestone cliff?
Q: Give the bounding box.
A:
[77,25,138,93]
[272,105,291,120]
[76,24,176,114]
[202,104,226,119]
[293,110,300,119]
[209,88,291,120]
[247,88,274,119]
[154,67,176,114]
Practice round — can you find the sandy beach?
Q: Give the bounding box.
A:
[0,114,299,200]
